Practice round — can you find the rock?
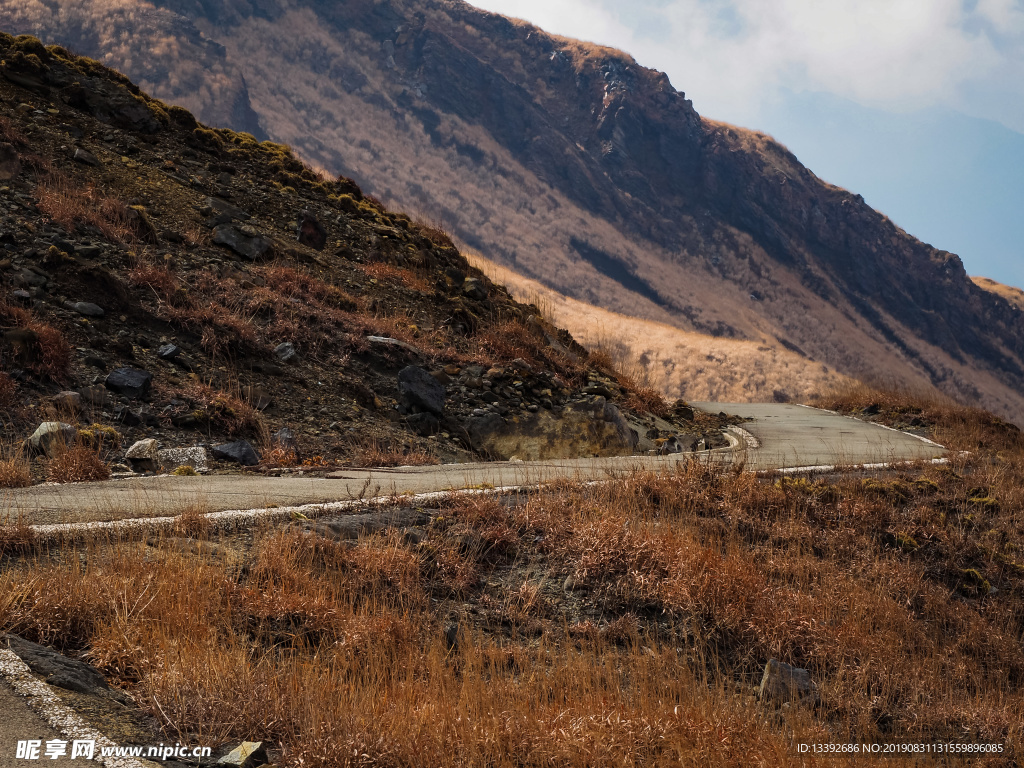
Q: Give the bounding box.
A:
[462,277,489,301]
[273,427,298,451]
[758,659,819,705]
[78,385,108,407]
[104,367,153,399]
[464,400,638,461]
[366,335,425,356]
[291,508,426,541]
[126,206,158,244]
[158,446,208,473]
[26,422,77,457]
[0,142,21,181]
[125,438,159,472]
[243,385,273,411]
[4,634,129,704]
[216,742,267,768]
[671,401,695,422]
[274,341,299,364]
[67,301,104,317]
[50,391,82,414]
[72,147,100,166]
[297,210,327,250]
[201,196,251,226]
[212,224,273,261]
[157,343,181,361]
[211,440,260,466]
[398,365,446,415]
[407,411,440,436]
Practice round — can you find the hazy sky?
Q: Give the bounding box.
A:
[467,0,1024,287]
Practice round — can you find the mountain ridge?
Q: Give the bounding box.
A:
[5,0,1024,423]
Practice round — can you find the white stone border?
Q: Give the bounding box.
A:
[0,649,148,768]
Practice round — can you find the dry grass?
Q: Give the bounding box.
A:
[0,455,31,489]
[0,371,16,408]
[351,442,439,468]
[46,444,111,483]
[35,176,137,243]
[357,261,432,292]
[179,379,263,438]
[3,409,1022,764]
[0,301,73,382]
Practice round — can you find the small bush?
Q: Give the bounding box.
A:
[35,177,136,243]
[46,445,110,483]
[0,456,31,488]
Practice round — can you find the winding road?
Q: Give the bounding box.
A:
[1,403,946,527]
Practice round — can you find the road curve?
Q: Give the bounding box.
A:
[1,404,946,526]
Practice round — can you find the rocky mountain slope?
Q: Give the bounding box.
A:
[3,0,1024,424]
[0,32,711,479]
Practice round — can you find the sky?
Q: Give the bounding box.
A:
[466,0,1024,288]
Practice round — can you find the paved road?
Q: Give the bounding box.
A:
[1,403,946,526]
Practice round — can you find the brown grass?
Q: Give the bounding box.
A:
[0,302,73,382]
[3,413,1022,764]
[351,442,439,468]
[46,444,111,483]
[35,176,136,243]
[0,455,31,489]
[179,380,263,438]
[357,261,432,292]
[0,371,16,408]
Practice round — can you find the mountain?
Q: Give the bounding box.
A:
[5,0,1024,424]
[0,31,704,478]
[756,91,1024,290]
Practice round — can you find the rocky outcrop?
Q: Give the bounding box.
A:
[465,398,638,461]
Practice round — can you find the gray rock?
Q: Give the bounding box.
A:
[67,301,104,317]
[78,385,108,407]
[407,411,440,436]
[212,224,273,261]
[50,391,81,414]
[4,634,129,704]
[366,335,425,356]
[273,427,297,451]
[274,341,299,364]
[464,400,639,461]
[462,277,489,301]
[216,742,267,768]
[72,147,100,166]
[125,438,159,472]
[201,196,251,224]
[297,210,327,250]
[211,440,259,466]
[157,343,181,361]
[398,365,446,416]
[0,142,21,181]
[758,659,819,705]
[27,422,77,457]
[105,367,152,399]
[158,446,208,473]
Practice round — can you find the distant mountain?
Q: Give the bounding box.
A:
[7,0,1024,423]
[757,91,1024,289]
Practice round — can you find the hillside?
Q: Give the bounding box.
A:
[3,0,1023,425]
[0,32,705,481]
[467,252,855,403]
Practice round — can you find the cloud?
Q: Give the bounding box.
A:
[466,0,1024,130]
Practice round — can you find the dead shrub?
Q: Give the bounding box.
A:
[0,514,36,556]
[0,371,16,408]
[46,444,110,483]
[181,380,262,438]
[0,302,73,382]
[0,456,31,489]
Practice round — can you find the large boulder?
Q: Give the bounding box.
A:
[398,366,446,415]
[211,440,260,466]
[104,367,152,399]
[26,422,77,457]
[212,224,273,261]
[465,399,639,461]
[125,438,160,472]
[158,446,208,473]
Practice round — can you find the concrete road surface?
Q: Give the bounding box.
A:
[1,403,945,526]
